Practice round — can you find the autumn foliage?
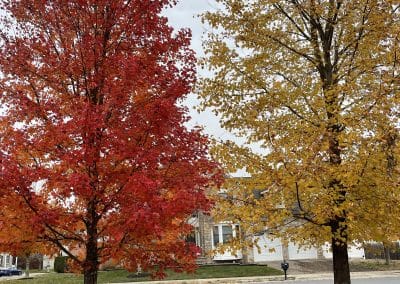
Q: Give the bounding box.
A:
[0,1,220,283]
[200,1,400,284]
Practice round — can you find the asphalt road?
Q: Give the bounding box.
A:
[259,276,400,284]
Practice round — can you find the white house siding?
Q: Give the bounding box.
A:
[251,234,365,263]
[348,244,365,258]
[288,242,318,260]
[322,242,333,258]
[0,254,14,268]
[42,255,55,270]
[253,236,284,262]
[322,242,365,259]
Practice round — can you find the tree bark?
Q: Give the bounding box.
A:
[332,238,350,284]
[331,222,350,284]
[25,254,30,278]
[326,99,350,283]
[383,243,391,265]
[84,267,98,284]
[83,243,98,284]
[84,199,99,284]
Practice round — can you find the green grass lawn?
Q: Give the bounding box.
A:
[3,265,282,283]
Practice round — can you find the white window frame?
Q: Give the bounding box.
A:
[211,223,239,249]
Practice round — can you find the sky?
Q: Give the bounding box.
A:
[165,1,218,58]
[163,0,234,141]
[164,1,253,177]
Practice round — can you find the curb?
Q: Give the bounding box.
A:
[112,270,400,284]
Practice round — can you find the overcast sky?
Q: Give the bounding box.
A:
[163,0,236,141]
[166,1,218,58]
[164,1,253,177]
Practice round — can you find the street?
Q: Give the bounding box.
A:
[259,276,400,284]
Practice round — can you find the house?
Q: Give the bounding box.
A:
[189,211,364,264]
[0,253,17,269]
[188,177,365,264]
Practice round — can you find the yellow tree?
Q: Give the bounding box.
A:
[199,1,400,283]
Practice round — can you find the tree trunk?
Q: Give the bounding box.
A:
[83,232,99,284]
[84,266,98,284]
[383,243,391,265]
[331,226,350,284]
[84,202,99,284]
[25,255,30,278]
[83,245,98,284]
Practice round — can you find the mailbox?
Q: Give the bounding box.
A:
[281,260,289,280]
[281,261,289,271]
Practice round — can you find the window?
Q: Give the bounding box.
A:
[213,226,220,246]
[186,228,200,246]
[212,224,240,247]
[234,225,240,238]
[186,231,196,244]
[222,225,233,243]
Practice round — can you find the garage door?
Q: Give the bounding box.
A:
[253,235,283,262]
[288,242,318,260]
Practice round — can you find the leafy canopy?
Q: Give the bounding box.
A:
[0,0,220,279]
[200,0,400,247]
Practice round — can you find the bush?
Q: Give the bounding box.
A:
[54,256,69,273]
[364,242,400,260]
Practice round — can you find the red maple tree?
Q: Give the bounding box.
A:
[0,1,220,283]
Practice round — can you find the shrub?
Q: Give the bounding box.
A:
[54,256,69,273]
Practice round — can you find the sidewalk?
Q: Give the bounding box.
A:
[0,272,46,282]
[113,270,400,284]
